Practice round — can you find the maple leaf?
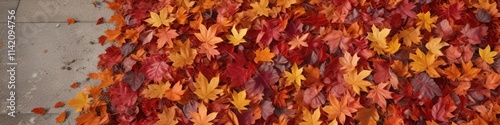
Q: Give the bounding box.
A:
[142,56,170,82]
[55,111,67,123]
[367,82,393,107]
[303,86,326,108]
[122,71,145,91]
[432,95,457,122]
[194,72,223,103]
[384,34,401,54]
[226,25,248,46]
[145,6,175,27]
[154,106,178,125]
[409,48,446,78]
[372,58,391,83]
[284,63,306,89]
[288,33,309,50]
[155,28,178,48]
[195,24,223,45]
[425,37,449,56]
[395,0,416,18]
[391,60,412,78]
[411,73,442,99]
[440,63,461,81]
[142,81,169,99]
[230,90,251,112]
[250,0,272,17]
[67,92,91,113]
[479,45,497,64]
[399,27,422,47]
[199,43,220,60]
[344,70,373,95]
[31,107,46,116]
[323,94,360,124]
[168,40,197,68]
[299,108,322,125]
[105,29,126,46]
[368,25,390,55]
[460,24,488,45]
[416,11,438,32]
[354,106,380,125]
[165,81,186,101]
[484,72,500,90]
[460,61,481,80]
[190,103,218,125]
[276,0,296,9]
[254,47,275,63]
[473,0,500,17]
[125,29,139,43]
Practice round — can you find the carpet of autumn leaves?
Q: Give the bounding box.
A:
[55,0,500,124]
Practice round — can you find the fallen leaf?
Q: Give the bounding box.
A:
[194,72,223,103]
[284,63,306,89]
[230,90,251,112]
[31,107,46,116]
[190,103,218,125]
[67,18,76,25]
[53,101,65,108]
[55,111,67,123]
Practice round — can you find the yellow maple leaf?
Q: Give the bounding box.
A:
[384,34,401,54]
[409,49,446,78]
[67,92,91,113]
[368,25,390,55]
[473,0,500,17]
[145,6,175,27]
[168,40,197,68]
[416,11,438,32]
[299,108,322,125]
[226,25,248,46]
[165,81,186,101]
[230,90,251,112]
[154,106,178,125]
[425,37,449,56]
[339,52,360,72]
[142,81,169,99]
[276,0,297,9]
[250,0,272,17]
[288,33,309,50]
[479,45,497,64]
[194,72,223,103]
[254,47,275,63]
[323,95,354,124]
[353,106,380,125]
[284,63,306,89]
[344,70,373,95]
[190,103,218,125]
[194,24,223,45]
[399,27,422,47]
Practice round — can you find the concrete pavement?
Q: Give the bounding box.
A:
[0,0,113,124]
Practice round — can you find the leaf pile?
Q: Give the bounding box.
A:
[64,0,500,124]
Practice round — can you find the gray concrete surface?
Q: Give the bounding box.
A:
[0,0,113,124]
